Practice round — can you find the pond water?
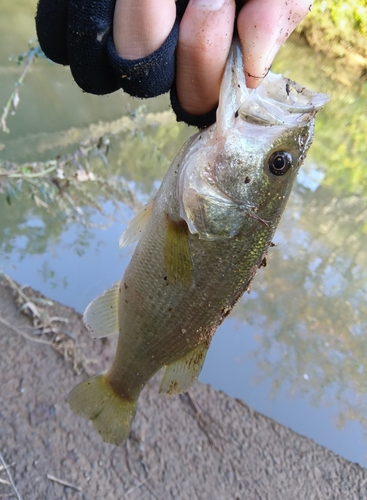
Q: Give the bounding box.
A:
[1,2,367,467]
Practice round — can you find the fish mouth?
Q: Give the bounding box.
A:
[217,39,330,132]
[237,73,329,127]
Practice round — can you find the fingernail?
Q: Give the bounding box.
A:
[190,0,226,11]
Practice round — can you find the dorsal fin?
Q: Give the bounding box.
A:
[83,283,120,338]
[119,199,154,248]
[159,344,209,395]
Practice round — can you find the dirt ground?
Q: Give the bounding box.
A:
[1,279,367,500]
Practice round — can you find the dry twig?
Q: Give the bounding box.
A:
[0,133,136,225]
[1,44,43,134]
[121,468,156,499]
[180,391,227,457]
[0,316,52,346]
[0,454,22,500]
[46,474,81,492]
[1,274,96,375]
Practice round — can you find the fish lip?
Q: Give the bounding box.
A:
[236,105,318,127]
[236,81,327,127]
[223,41,330,130]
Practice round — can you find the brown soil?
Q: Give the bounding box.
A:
[1,280,367,500]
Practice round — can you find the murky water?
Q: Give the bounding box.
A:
[1,3,367,466]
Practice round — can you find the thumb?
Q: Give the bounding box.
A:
[237,0,312,88]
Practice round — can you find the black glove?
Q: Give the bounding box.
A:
[35,0,217,128]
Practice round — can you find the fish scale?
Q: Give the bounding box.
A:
[118,207,268,364]
[68,39,329,445]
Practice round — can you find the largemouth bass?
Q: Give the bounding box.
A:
[69,39,329,445]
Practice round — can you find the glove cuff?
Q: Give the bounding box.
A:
[107,19,179,98]
[170,84,217,129]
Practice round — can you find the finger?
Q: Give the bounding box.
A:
[237,0,312,88]
[176,0,235,115]
[36,0,70,65]
[67,0,120,94]
[113,0,176,60]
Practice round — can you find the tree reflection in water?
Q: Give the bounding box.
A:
[234,184,367,432]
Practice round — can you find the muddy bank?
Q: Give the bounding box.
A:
[1,280,366,500]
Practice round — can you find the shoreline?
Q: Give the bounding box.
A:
[297,1,367,74]
[1,279,367,499]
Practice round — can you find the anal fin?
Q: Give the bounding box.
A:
[119,198,154,248]
[159,344,209,395]
[83,283,120,338]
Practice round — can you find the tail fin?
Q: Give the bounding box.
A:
[68,374,137,445]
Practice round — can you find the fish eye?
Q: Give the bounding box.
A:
[267,151,293,176]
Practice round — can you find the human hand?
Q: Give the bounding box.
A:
[113,0,311,123]
[36,0,311,128]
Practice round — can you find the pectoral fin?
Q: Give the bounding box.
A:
[164,216,192,285]
[83,283,120,338]
[159,344,209,395]
[119,199,154,248]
